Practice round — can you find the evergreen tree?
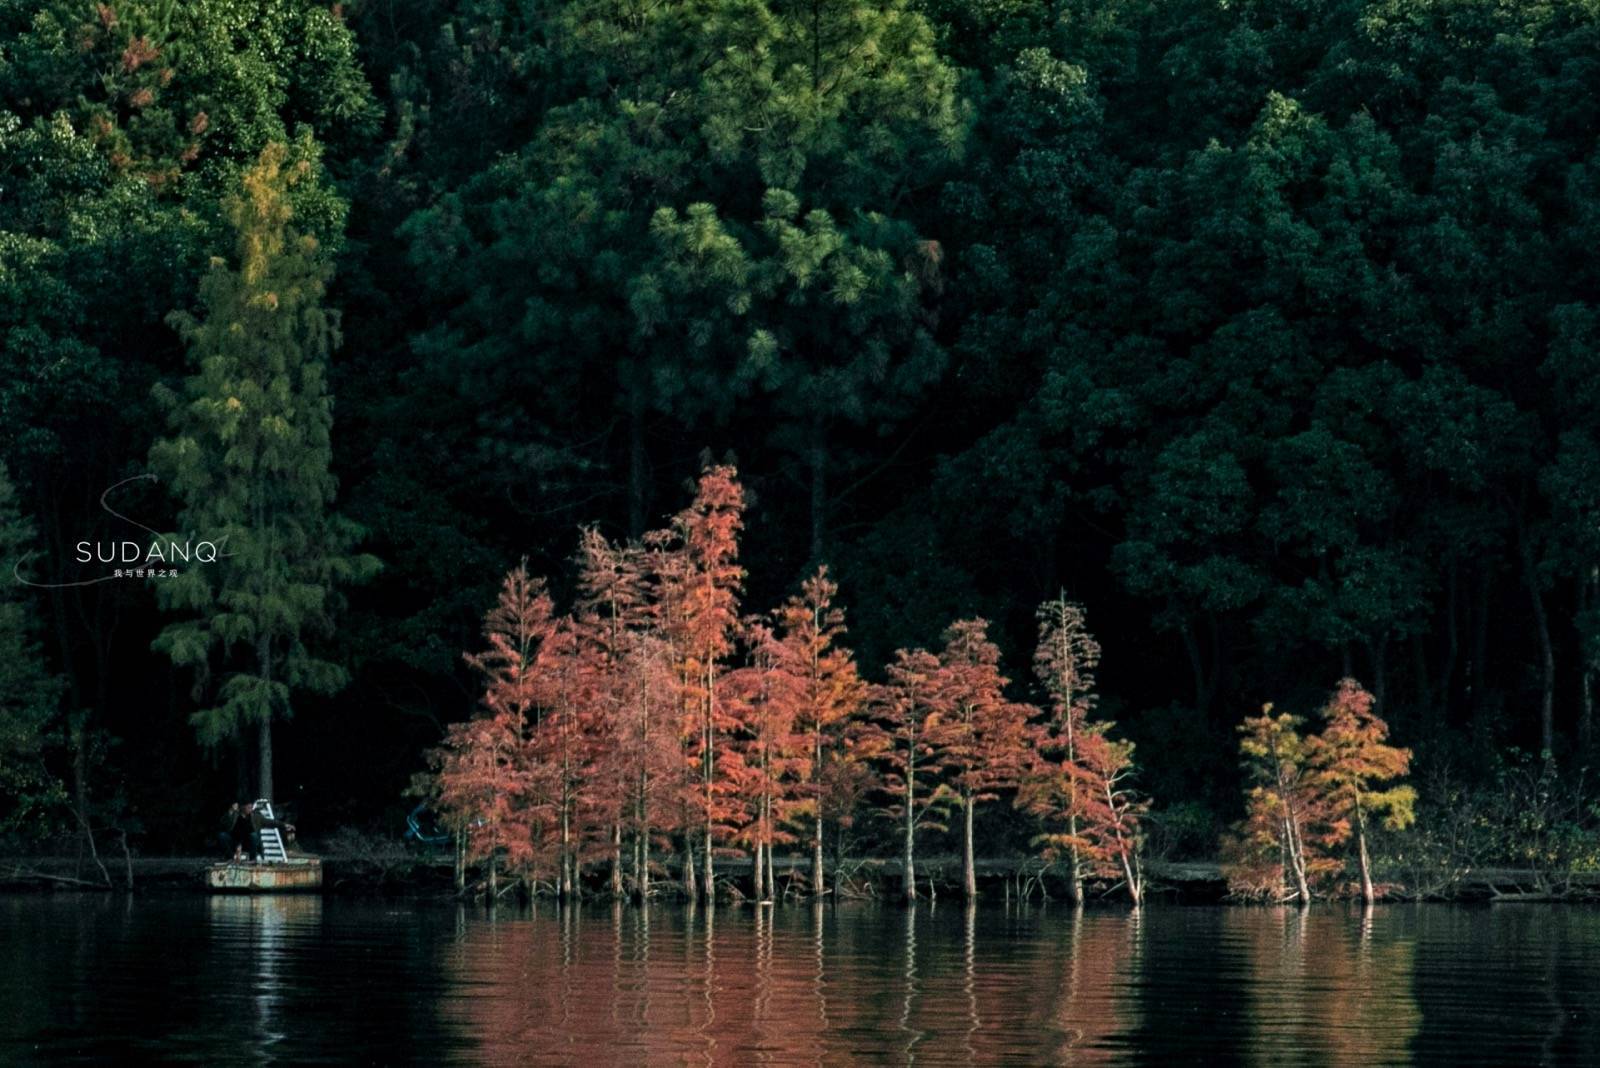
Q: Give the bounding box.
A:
[150,141,378,800]
[0,462,64,836]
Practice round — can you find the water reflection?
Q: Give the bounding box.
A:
[1231,907,1420,1067]
[205,894,324,1059]
[6,898,1600,1064]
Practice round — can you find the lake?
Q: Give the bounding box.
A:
[2,895,1597,1064]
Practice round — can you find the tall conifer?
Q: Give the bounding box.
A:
[151,142,377,799]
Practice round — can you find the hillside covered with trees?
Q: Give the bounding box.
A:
[4,0,1600,892]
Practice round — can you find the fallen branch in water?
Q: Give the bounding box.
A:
[4,865,109,889]
[70,808,113,889]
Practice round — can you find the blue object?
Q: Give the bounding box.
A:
[404,802,452,846]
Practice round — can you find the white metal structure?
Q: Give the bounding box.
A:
[253,798,289,864]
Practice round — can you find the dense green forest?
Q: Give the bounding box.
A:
[4,0,1600,874]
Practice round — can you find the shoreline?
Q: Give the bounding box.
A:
[4,854,1597,903]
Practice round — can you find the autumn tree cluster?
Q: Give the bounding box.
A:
[1224,679,1417,904]
[420,466,1148,903]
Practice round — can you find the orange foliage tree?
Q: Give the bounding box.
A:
[573,528,668,897]
[933,618,1034,899]
[424,561,553,896]
[772,566,866,896]
[421,466,1167,906]
[653,464,747,899]
[726,621,808,901]
[1225,704,1329,902]
[1307,678,1416,903]
[1226,679,1416,903]
[1067,728,1149,904]
[862,648,954,903]
[1019,596,1149,905]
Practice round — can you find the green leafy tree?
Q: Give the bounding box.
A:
[0,462,65,837]
[150,141,378,799]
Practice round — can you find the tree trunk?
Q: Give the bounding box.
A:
[962,796,977,900]
[628,380,648,539]
[1356,810,1375,906]
[1178,610,1218,716]
[903,784,916,904]
[454,826,465,894]
[1368,634,1388,712]
[812,731,826,896]
[257,718,273,802]
[1285,814,1310,905]
[1412,636,1431,728]
[683,842,697,899]
[812,807,826,897]
[1517,517,1556,758]
[1470,565,1492,718]
[703,827,715,901]
[611,822,624,898]
[234,727,251,804]
[753,844,765,901]
[1580,571,1596,759]
[1582,663,1595,761]
[1121,850,1143,907]
[257,634,274,800]
[47,517,91,872]
[810,417,827,563]
[635,772,650,899]
[559,806,571,899]
[1437,556,1459,732]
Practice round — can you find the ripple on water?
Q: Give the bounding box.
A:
[3,896,1600,1064]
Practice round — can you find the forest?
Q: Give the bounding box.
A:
[3,0,1600,900]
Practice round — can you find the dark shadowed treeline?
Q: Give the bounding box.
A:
[4,0,1600,862]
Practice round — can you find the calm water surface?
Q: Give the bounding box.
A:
[2,895,1598,1065]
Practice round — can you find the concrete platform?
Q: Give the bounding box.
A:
[205,858,322,893]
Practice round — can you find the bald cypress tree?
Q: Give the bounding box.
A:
[151,141,378,800]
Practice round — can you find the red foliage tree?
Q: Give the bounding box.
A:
[862,647,953,903]
[1018,596,1148,904]
[1224,704,1329,902]
[651,464,746,898]
[525,615,615,899]
[1020,595,1102,904]
[725,621,809,901]
[427,561,554,896]
[933,618,1034,899]
[772,566,866,896]
[1306,678,1417,903]
[1066,727,1149,904]
[573,527,656,896]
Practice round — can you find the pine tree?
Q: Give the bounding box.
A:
[150,141,378,800]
